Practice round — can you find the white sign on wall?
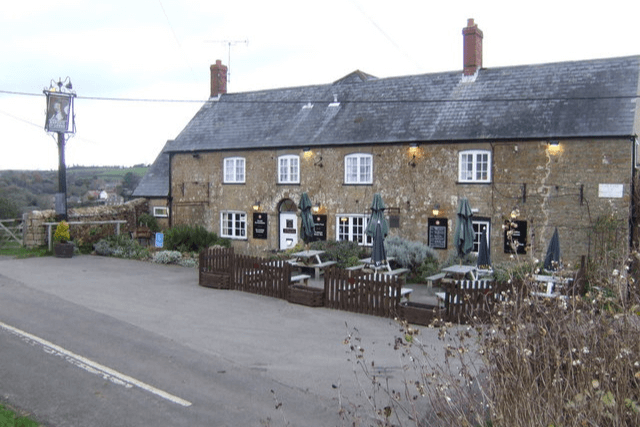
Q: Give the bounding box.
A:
[598,184,624,198]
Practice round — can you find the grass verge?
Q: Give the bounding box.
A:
[0,245,50,259]
[0,403,40,427]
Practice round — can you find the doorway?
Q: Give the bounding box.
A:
[278,199,298,250]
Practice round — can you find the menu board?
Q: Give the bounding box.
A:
[428,218,448,250]
[313,215,327,241]
[252,213,268,239]
[504,220,527,254]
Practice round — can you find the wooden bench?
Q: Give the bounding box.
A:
[426,272,446,286]
[383,267,410,277]
[306,261,337,279]
[290,274,311,286]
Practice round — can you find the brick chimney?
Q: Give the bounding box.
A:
[210,60,228,97]
[462,18,483,76]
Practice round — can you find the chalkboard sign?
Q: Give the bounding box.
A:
[504,220,527,254]
[428,217,448,250]
[253,213,268,239]
[313,215,327,241]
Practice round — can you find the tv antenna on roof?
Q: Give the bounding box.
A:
[205,39,248,83]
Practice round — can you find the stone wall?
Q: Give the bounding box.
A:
[169,138,635,265]
[23,198,149,248]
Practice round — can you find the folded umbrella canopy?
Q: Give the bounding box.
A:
[453,198,475,258]
[544,227,561,271]
[476,228,491,269]
[298,192,315,243]
[366,193,389,267]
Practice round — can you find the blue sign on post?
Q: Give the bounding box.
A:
[155,232,164,248]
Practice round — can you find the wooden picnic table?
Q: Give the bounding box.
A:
[289,250,336,279]
[441,264,479,280]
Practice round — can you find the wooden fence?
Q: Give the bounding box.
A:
[324,268,404,318]
[198,247,405,319]
[0,219,23,248]
[440,280,514,324]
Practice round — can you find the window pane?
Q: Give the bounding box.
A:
[346,157,358,183]
[360,157,371,182]
[290,158,299,182]
[279,158,287,182]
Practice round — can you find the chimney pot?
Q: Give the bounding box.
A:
[210,59,228,97]
[462,18,483,76]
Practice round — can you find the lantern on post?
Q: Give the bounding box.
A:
[43,77,76,220]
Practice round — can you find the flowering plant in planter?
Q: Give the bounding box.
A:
[53,221,74,258]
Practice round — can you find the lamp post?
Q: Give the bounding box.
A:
[44,77,76,221]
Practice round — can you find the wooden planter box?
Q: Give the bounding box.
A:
[199,271,232,289]
[399,301,440,326]
[287,285,325,307]
[54,242,74,258]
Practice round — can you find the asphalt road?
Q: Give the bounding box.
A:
[0,255,445,426]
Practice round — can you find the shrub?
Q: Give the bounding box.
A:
[152,250,183,264]
[163,225,230,253]
[309,240,368,268]
[384,235,439,281]
[53,221,71,243]
[138,213,160,232]
[94,235,149,260]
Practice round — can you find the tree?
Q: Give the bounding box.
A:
[0,196,20,218]
[120,172,141,199]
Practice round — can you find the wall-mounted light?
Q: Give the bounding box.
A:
[303,147,311,152]
[340,216,348,223]
[547,140,562,155]
[432,204,440,217]
[510,207,519,219]
[312,204,320,213]
[409,142,419,148]
[252,201,261,211]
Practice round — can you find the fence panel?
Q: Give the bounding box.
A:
[234,255,290,299]
[324,267,403,318]
[199,247,234,289]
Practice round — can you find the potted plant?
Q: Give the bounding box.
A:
[53,220,74,258]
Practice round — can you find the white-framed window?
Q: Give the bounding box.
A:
[472,219,491,253]
[458,150,491,183]
[336,214,373,246]
[220,211,247,239]
[278,155,300,184]
[344,153,373,184]
[152,206,169,218]
[224,157,245,183]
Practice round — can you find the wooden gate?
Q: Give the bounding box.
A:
[0,219,23,248]
[234,255,290,299]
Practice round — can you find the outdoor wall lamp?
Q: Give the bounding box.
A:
[303,147,311,152]
[547,140,562,155]
[252,201,261,211]
[432,204,440,217]
[312,204,320,213]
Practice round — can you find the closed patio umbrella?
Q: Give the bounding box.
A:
[544,227,561,271]
[476,228,491,270]
[453,198,475,258]
[298,192,315,243]
[366,193,389,267]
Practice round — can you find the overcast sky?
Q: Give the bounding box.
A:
[1,0,638,170]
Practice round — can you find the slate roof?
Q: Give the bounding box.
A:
[132,145,170,198]
[165,55,640,155]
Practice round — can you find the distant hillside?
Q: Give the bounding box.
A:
[0,165,148,216]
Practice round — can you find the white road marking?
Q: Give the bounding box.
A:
[0,321,192,407]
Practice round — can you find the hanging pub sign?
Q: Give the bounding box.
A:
[253,213,268,239]
[44,91,75,133]
[428,217,448,250]
[504,220,527,254]
[313,215,327,241]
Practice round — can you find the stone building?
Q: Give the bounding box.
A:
[136,19,640,266]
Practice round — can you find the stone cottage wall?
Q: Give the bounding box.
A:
[169,137,634,266]
[23,198,148,248]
